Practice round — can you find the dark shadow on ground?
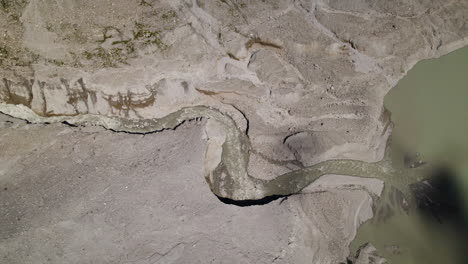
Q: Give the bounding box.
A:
[217,194,287,207]
[410,167,468,263]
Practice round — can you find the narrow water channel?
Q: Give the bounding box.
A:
[350,45,468,264]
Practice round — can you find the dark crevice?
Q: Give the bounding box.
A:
[107,120,189,135]
[228,104,249,136]
[1,110,205,136]
[62,121,78,127]
[217,194,288,207]
[247,50,258,68]
[282,131,304,144]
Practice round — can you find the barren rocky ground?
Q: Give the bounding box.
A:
[0,0,467,263]
[0,114,382,263]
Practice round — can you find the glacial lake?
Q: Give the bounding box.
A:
[351,45,468,264]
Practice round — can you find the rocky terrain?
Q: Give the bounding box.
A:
[0,114,383,263]
[1,0,467,263]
